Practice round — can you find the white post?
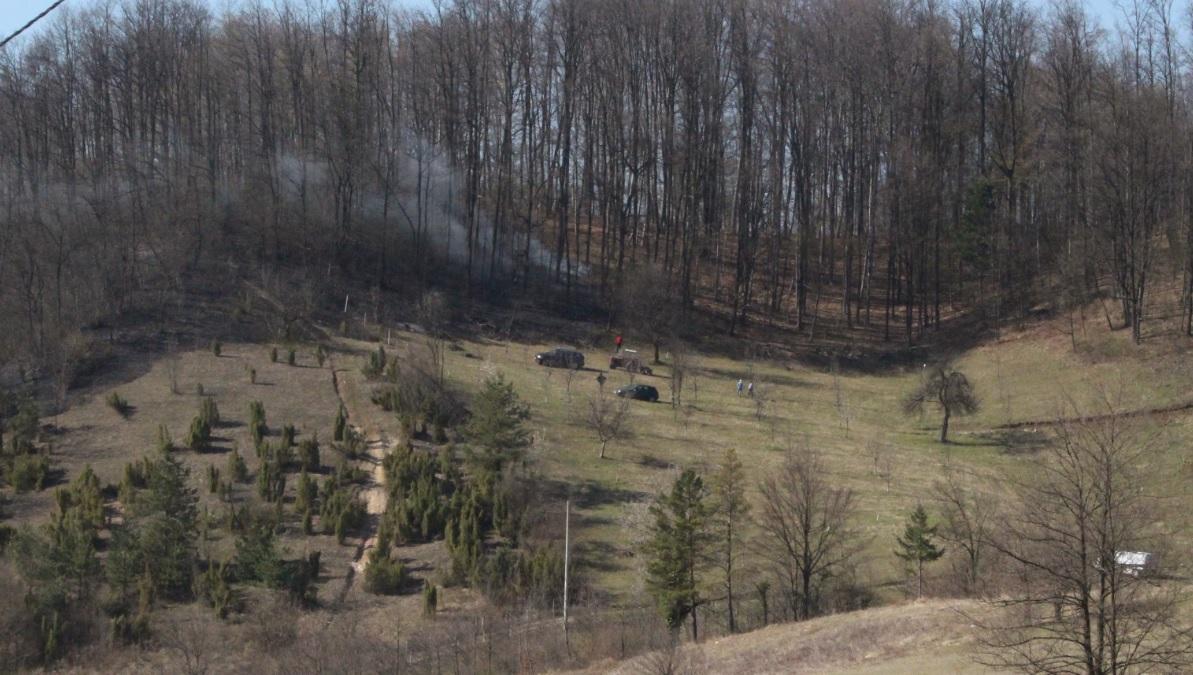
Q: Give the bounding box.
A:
[343,294,350,313]
[563,498,570,650]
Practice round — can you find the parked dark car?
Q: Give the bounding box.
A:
[535,347,585,369]
[609,349,653,375]
[615,383,659,402]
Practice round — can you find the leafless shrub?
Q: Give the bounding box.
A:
[866,436,893,491]
[979,397,1193,672]
[585,388,632,459]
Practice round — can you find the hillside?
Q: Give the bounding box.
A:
[4,280,1193,672]
[568,600,998,675]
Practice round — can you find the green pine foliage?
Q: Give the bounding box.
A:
[12,453,50,492]
[423,583,438,617]
[198,397,220,427]
[295,468,317,515]
[249,401,267,444]
[199,559,236,619]
[256,461,285,503]
[895,504,945,598]
[298,435,320,472]
[463,374,530,480]
[4,395,40,454]
[106,392,131,418]
[333,404,347,442]
[362,345,387,379]
[364,543,408,595]
[319,478,366,544]
[155,425,174,454]
[644,469,714,637]
[118,451,200,601]
[235,524,285,587]
[227,446,249,483]
[475,544,565,609]
[184,415,211,452]
[281,424,297,448]
[381,445,450,544]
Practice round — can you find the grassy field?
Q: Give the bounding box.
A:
[398,303,1193,601]
[7,297,1193,670]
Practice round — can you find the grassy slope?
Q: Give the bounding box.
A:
[7,297,1193,669]
[424,305,1193,601]
[567,599,1000,674]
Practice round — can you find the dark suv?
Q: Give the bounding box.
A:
[615,383,659,402]
[535,347,585,369]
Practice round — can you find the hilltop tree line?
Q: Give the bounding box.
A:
[1,0,1191,372]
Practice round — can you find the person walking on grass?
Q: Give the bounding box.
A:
[748,382,754,397]
[737,379,744,396]
[615,334,623,352]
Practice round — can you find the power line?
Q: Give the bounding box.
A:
[0,0,70,50]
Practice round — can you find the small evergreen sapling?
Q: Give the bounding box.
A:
[895,504,945,599]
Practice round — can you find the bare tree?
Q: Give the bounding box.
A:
[585,388,631,460]
[756,444,858,621]
[620,264,680,364]
[830,359,851,435]
[981,399,1193,672]
[669,342,691,410]
[867,436,894,491]
[934,468,996,596]
[903,365,980,443]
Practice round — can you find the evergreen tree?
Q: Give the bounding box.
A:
[235,524,285,587]
[895,504,945,599]
[644,469,713,641]
[463,374,530,480]
[226,446,249,483]
[711,448,749,633]
[133,452,200,599]
[334,404,348,442]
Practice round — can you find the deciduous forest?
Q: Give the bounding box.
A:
[3,0,1189,375]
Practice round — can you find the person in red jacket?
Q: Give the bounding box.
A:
[615,334,623,352]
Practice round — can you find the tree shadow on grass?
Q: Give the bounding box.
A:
[539,478,649,511]
[977,428,1053,455]
[574,539,629,574]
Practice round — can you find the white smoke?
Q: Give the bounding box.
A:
[276,140,577,277]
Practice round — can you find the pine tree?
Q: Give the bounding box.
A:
[334,404,347,442]
[463,374,530,480]
[134,452,199,600]
[226,446,249,483]
[895,504,945,599]
[711,448,749,633]
[423,583,438,617]
[644,469,713,641]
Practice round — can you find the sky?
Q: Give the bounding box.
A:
[0,0,1157,53]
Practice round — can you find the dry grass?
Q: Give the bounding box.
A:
[8,295,1193,672]
[567,599,999,675]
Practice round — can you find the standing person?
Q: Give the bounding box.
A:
[736,379,744,396]
[615,334,623,352]
[748,382,754,397]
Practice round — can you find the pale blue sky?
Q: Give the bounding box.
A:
[0,0,1162,50]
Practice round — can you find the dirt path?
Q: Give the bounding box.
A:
[328,359,398,599]
[351,433,392,575]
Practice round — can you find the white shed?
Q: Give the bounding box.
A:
[1114,551,1157,577]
